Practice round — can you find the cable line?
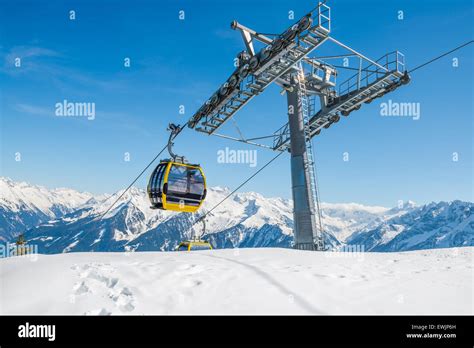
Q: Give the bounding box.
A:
[196,150,285,237]
[99,124,186,220]
[408,40,473,73]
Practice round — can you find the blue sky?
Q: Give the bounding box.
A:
[1,0,472,207]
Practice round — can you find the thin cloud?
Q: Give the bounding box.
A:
[4,45,60,62]
[1,45,126,92]
[14,103,53,117]
[2,45,60,74]
[13,102,151,137]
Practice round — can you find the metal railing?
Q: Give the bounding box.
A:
[317,3,331,33]
[339,51,405,97]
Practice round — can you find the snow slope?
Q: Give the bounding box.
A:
[0,247,471,315]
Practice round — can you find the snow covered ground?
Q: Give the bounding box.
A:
[0,247,472,315]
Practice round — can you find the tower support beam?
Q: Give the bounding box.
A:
[287,82,319,250]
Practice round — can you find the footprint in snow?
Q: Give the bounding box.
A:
[110,287,135,312]
[73,281,90,295]
[182,279,203,288]
[84,308,111,316]
[176,264,204,275]
[71,262,135,313]
[79,268,119,289]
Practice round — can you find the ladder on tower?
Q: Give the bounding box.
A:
[296,62,325,250]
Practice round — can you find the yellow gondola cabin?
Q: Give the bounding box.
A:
[147,160,207,213]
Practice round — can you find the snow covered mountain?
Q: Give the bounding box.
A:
[347,200,474,251]
[319,201,416,242]
[1,177,472,253]
[21,186,335,253]
[0,177,95,242]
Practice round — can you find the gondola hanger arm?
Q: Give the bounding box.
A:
[166,123,186,163]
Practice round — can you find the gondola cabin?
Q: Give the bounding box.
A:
[176,240,213,251]
[147,160,206,213]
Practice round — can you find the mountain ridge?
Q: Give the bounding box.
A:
[1,177,472,253]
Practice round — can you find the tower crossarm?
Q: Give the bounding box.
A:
[273,51,410,151]
[188,3,332,135]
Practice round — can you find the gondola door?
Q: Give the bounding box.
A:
[147,161,171,209]
[162,163,206,213]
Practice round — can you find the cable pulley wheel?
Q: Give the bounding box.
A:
[297,15,312,33]
[228,74,239,87]
[283,26,297,42]
[210,93,219,106]
[249,55,260,70]
[238,64,250,79]
[219,82,230,96]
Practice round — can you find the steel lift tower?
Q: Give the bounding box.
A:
[187,2,410,250]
